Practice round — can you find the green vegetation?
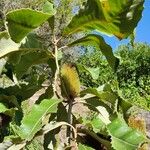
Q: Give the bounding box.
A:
[77,43,150,109]
[0,0,149,150]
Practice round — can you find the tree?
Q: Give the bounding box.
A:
[78,43,150,109]
[0,0,148,149]
[116,43,150,108]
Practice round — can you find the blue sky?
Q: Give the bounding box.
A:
[103,0,150,50]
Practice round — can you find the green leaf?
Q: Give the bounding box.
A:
[68,34,119,71]
[7,33,51,79]
[19,98,61,141]
[81,87,117,105]
[43,1,56,31]
[6,8,54,43]
[38,85,54,102]
[43,1,56,15]
[0,75,45,103]
[21,33,44,49]
[107,117,146,150]
[64,0,144,39]
[79,114,105,134]
[0,103,9,113]
[78,143,94,150]
[12,50,51,79]
[0,31,21,58]
[85,67,100,80]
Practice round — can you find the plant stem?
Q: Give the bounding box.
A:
[53,35,60,98]
[54,35,59,72]
[67,98,73,144]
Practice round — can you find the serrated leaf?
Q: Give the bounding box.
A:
[19,98,61,141]
[6,32,51,79]
[64,0,144,39]
[68,34,119,71]
[24,137,43,150]
[78,143,94,150]
[61,63,80,99]
[6,8,55,43]
[38,85,54,102]
[107,117,146,150]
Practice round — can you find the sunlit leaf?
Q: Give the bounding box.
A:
[0,32,21,58]
[107,116,146,150]
[6,8,55,42]
[18,98,61,141]
[43,1,56,15]
[64,0,144,39]
[68,34,119,71]
[85,67,100,80]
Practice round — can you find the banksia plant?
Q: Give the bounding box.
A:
[61,63,80,100]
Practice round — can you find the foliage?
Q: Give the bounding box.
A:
[77,43,150,110]
[0,0,148,150]
[77,49,115,87]
[116,43,150,106]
